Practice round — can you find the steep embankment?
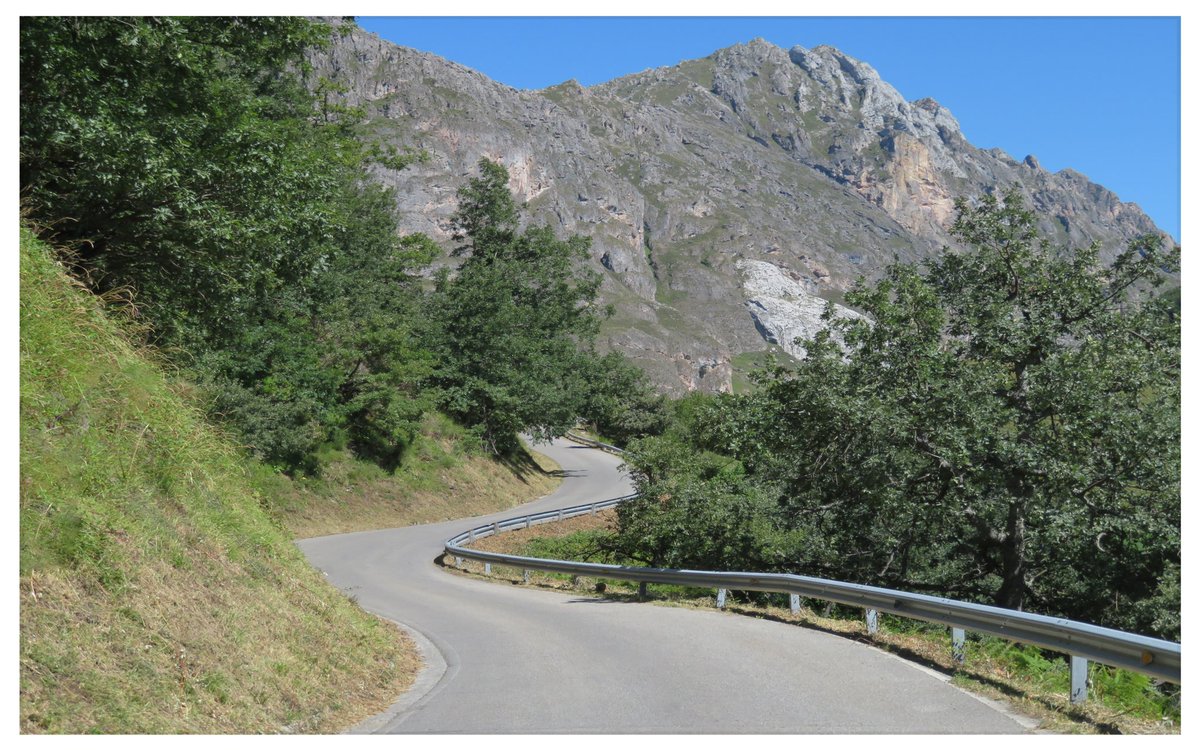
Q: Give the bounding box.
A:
[19,228,416,733]
[266,412,562,540]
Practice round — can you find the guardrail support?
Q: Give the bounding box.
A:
[590,503,596,515]
[468,529,475,543]
[484,563,491,575]
[523,569,530,584]
[1070,656,1088,704]
[491,522,499,536]
[716,588,727,609]
[454,556,462,568]
[557,510,564,522]
[789,593,801,614]
[525,517,532,529]
[951,628,966,664]
[865,608,879,635]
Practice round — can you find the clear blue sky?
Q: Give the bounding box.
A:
[359,17,1181,241]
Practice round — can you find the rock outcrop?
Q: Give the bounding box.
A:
[738,259,862,361]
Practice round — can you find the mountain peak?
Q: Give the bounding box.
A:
[912,96,962,134]
[709,36,791,67]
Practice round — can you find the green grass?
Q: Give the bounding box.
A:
[20,227,417,733]
[730,349,797,394]
[676,57,716,90]
[965,638,1179,724]
[523,529,611,562]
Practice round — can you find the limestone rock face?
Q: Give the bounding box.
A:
[738,260,862,361]
[309,27,1173,394]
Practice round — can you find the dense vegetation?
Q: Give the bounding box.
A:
[20,17,661,475]
[609,192,1180,641]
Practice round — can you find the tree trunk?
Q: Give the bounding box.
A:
[996,500,1027,610]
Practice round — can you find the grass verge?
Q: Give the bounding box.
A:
[261,412,562,540]
[451,510,1181,735]
[20,228,416,733]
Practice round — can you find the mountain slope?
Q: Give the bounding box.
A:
[311,26,1171,393]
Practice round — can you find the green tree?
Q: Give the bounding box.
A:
[603,391,792,574]
[577,351,669,445]
[325,231,439,470]
[427,160,605,454]
[622,190,1180,638]
[20,17,435,473]
[21,17,342,347]
[742,191,1179,633]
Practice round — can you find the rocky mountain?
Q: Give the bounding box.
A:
[310,24,1171,394]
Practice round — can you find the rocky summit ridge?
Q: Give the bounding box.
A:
[310,26,1171,393]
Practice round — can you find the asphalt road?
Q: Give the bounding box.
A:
[298,438,1034,734]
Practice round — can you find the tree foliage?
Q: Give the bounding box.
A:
[577,351,670,445]
[22,17,339,344]
[618,191,1180,638]
[20,17,433,473]
[427,160,607,453]
[609,398,800,573]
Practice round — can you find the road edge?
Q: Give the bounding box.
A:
[343,618,450,734]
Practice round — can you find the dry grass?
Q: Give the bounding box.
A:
[452,510,1180,736]
[21,558,417,733]
[272,424,562,540]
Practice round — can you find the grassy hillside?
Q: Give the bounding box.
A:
[265,411,561,540]
[19,228,417,733]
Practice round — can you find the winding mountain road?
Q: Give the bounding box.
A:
[298,438,1035,733]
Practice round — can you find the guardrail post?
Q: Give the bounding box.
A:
[951,628,966,664]
[590,503,596,515]
[557,510,564,522]
[638,581,648,601]
[865,608,879,635]
[468,529,475,543]
[454,556,462,568]
[525,517,532,529]
[1070,656,1088,704]
[716,588,727,609]
[523,569,530,584]
[789,594,801,614]
[491,522,498,535]
[484,563,491,575]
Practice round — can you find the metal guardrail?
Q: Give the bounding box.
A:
[449,435,1181,704]
[562,431,624,455]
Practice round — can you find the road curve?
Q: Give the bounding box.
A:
[298,438,1034,734]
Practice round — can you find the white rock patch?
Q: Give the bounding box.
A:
[737,259,861,359]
